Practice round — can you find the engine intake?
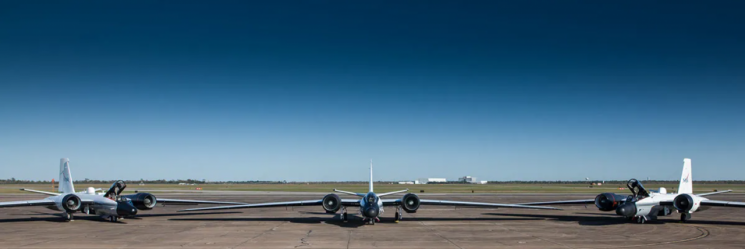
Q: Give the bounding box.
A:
[322,194,342,213]
[594,193,626,211]
[61,194,82,213]
[401,193,420,213]
[122,193,158,210]
[673,194,700,213]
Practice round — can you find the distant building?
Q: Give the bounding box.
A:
[458,176,487,184]
[417,178,447,184]
[398,181,415,184]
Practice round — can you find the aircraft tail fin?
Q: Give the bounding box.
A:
[58,158,75,194]
[369,159,373,192]
[678,158,693,194]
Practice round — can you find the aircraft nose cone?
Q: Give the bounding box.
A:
[117,202,138,217]
[615,203,637,217]
[364,207,379,218]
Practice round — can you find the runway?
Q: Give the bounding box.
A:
[1,192,745,248]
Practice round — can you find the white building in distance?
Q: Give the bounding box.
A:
[417,178,447,184]
[458,176,488,184]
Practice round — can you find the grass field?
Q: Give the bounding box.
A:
[1,183,743,194]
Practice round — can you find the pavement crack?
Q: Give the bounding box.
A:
[294,229,313,248]
[231,221,287,248]
[346,230,352,249]
[418,221,463,249]
[497,222,576,249]
[591,226,710,249]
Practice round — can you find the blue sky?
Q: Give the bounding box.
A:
[1,1,744,181]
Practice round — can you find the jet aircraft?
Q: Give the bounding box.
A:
[520,158,745,223]
[0,158,247,222]
[180,161,560,225]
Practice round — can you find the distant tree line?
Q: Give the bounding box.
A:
[2,178,745,185]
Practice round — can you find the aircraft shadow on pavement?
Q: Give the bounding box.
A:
[169,215,541,228]
[486,213,745,226]
[0,215,127,224]
[128,211,243,218]
[0,211,242,224]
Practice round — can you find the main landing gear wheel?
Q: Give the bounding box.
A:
[109,216,119,222]
[63,213,73,221]
[681,213,691,222]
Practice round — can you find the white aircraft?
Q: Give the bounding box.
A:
[179,160,560,225]
[520,158,745,223]
[0,158,247,222]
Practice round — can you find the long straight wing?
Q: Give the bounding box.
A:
[179,199,360,212]
[20,188,60,196]
[156,198,249,205]
[700,200,745,208]
[516,199,596,205]
[417,200,560,210]
[0,199,56,208]
[382,199,559,210]
[697,190,733,197]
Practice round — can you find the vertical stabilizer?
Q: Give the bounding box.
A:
[58,158,75,193]
[678,158,693,194]
[369,159,374,192]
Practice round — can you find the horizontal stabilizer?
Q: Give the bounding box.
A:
[697,189,733,197]
[334,189,365,197]
[378,189,409,197]
[20,188,60,196]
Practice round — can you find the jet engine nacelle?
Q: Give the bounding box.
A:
[322,194,342,213]
[673,194,702,213]
[122,193,157,210]
[594,193,627,211]
[401,193,421,213]
[61,194,82,213]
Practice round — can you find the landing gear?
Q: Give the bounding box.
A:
[395,206,403,223]
[637,216,647,224]
[109,216,119,222]
[340,206,348,222]
[62,212,73,221]
[681,213,691,222]
[368,218,375,225]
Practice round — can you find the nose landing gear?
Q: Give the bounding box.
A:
[680,213,691,222]
[340,206,348,222]
[62,212,73,222]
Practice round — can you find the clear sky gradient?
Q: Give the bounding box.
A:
[1,1,744,181]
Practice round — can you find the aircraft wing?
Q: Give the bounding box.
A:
[156,198,250,206]
[515,199,596,205]
[382,199,560,210]
[0,199,56,208]
[696,190,733,197]
[179,199,360,212]
[699,200,745,208]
